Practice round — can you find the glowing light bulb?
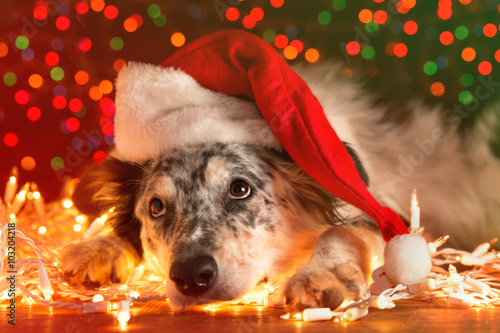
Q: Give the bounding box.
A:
[82,216,106,239]
[341,307,369,321]
[4,166,18,203]
[128,265,144,285]
[409,188,420,231]
[38,226,47,235]
[465,276,491,295]
[9,214,16,220]
[369,295,396,309]
[73,224,82,232]
[448,264,464,293]
[117,300,130,328]
[62,199,73,208]
[75,215,86,223]
[30,183,45,219]
[428,235,449,253]
[129,291,140,299]
[281,313,291,320]
[458,255,485,266]
[471,238,498,257]
[11,183,29,214]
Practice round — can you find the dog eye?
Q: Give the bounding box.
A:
[150,198,166,218]
[229,180,251,199]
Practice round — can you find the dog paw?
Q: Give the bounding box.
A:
[284,261,367,311]
[61,236,137,289]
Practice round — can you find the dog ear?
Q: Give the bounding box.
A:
[261,149,341,225]
[72,157,144,258]
[342,142,369,186]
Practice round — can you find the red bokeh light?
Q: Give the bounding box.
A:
[478,61,492,75]
[75,1,89,14]
[225,7,239,21]
[242,15,256,29]
[393,43,408,57]
[66,118,80,132]
[290,40,304,53]
[27,106,42,121]
[4,133,18,147]
[346,41,360,56]
[53,96,67,109]
[33,6,48,20]
[55,16,70,31]
[104,5,119,19]
[69,98,83,112]
[45,51,60,66]
[99,97,116,116]
[93,151,107,164]
[250,7,264,21]
[404,21,418,35]
[15,90,29,105]
[373,10,388,24]
[274,34,288,49]
[439,31,454,45]
[77,37,92,52]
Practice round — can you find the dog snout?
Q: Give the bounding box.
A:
[169,256,218,296]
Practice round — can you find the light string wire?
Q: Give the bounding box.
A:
[1,173,499,325]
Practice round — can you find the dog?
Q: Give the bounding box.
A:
[61,61,500,311]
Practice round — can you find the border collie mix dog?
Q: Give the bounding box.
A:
[61,31,500,310]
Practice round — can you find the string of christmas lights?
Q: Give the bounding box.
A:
[1,167,500,328]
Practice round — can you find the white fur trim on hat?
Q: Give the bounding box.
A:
[113,62,281,162]
[383,234,432,285]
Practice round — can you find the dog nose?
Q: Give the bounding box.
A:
[169,256,217,296]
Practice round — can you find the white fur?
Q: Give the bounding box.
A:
[114,62,280,162]
[383,234,432,285]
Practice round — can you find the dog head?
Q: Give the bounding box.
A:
[73,142,343,308]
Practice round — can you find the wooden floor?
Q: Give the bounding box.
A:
[3,299,500,333]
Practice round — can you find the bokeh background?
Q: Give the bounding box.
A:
[1,0,499,201]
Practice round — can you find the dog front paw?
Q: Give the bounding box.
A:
[284,261,367,311]
[61,236,137,289]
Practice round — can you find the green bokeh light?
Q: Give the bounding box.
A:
[50,67,64,81]
[50,157,65,171]
[365,21,379,33]
[153,13,167,27]
[318,11,332,25]
[458,90,473,104]
[147,4,161,18]
[460,73,474,87]
[454,26,469,40]
[110,37,124,51]
[3,72,17,86]
[332,0,346,11]
[423,61,438,75]
[262,29,276,43]
[361,45,375,59]
[15,36,29,50]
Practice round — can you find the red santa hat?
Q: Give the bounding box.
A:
[113,29,431,286]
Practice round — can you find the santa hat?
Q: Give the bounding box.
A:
[113,29,431,286]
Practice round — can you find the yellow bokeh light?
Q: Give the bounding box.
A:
[171,32,186,47]
[28,74,43,89]
[305,48,319,63]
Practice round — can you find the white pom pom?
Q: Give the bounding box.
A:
[383,234,432,286]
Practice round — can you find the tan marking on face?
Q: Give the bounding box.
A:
[204,157,229,186]
[154,175,177,199]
